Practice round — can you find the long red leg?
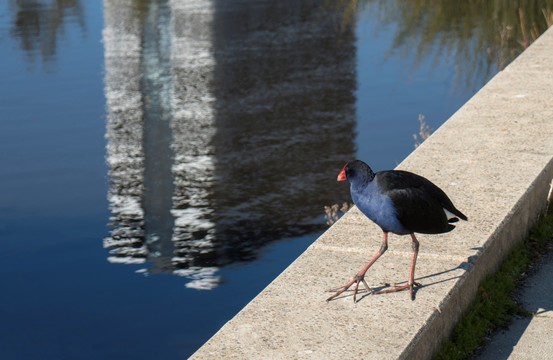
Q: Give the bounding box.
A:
[377,233,420,300]
[407,233,420,299]
[326,232,389,302]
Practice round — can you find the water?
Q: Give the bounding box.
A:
[1,0,550,358]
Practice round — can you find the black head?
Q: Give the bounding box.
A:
[337,160,375,184]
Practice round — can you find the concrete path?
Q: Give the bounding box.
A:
[190,27,553,360]
[475,243,553,360]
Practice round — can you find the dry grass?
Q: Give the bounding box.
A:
[324,202,353,225]
[413,114,432,148]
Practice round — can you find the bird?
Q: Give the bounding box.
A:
[327,160,467,302]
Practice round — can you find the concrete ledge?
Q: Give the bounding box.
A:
[191,27,553,359]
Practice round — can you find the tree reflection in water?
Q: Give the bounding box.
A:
[7,0,86,68]
[358,0,553,89]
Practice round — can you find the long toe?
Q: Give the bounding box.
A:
[326,287,347,302]
[375,282,409,295]
[327,278,356,301]
[352,279,361,302]
[361,278,373,295]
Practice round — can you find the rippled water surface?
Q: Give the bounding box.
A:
[1,0,551,358]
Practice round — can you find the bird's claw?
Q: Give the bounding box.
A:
[376,281,422,300]
[326,275,373,302]
[381,281,422,289]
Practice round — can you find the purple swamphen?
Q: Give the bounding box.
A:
[327,160,467,302]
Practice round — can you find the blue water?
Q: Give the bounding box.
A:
[0,1,508,358]
[354,9,476,171]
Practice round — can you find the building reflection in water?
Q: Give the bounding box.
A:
[103,0,357,289]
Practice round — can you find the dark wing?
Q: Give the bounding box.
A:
[375,170,466,234]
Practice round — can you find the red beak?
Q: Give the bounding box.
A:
[337,165,347,181]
